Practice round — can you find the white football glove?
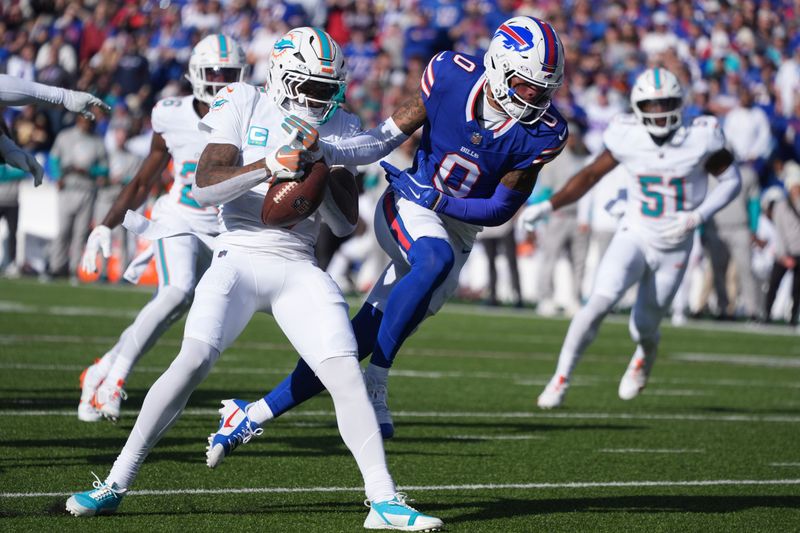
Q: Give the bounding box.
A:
[81,225,112,274]
[521,200,554,231]
[663,211,702,245]
[0,134,44,186]
[62,89,111,120]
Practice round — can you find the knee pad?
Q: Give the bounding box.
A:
[407,237,455,286]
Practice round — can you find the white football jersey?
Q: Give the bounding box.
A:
[151,95,220,231]
[199,82,360,259]
[602,113,726,248]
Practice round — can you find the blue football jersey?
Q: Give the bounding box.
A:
[411,51,568,200]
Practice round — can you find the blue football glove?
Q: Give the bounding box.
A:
[381,161,441,211]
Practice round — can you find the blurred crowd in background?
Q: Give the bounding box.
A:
[1,0,799,326]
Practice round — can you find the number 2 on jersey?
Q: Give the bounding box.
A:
[639,175,685,217]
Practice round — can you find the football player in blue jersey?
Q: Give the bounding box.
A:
[206,16,569,466]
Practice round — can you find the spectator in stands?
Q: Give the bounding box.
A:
[531,127,591,316]
[765,163,800,326]
[48,114,108,278]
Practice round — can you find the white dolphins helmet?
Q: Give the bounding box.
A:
[484,16,565,124]
[186,34,249,104]
[631,67,684,137]
[267,27,347,125]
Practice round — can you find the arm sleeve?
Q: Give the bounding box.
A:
[696,163,742,222]
[0,75,66,106]
[191,166,268,206]
[317,185,357,237]
[434,183,529,226]
[319,117,408,166]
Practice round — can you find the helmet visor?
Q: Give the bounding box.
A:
[204,67,245,84]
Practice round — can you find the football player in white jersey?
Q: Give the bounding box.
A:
[76,34,248,422]
[521,68,742,408]
[67,27,442,531]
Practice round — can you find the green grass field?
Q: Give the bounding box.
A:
[0,278,798,532]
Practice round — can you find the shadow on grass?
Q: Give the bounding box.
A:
[13,494,799,521]
[446,495,800,523]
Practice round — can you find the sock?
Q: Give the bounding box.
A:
[370,237,453,368]
[365,363,389,386]
[246,399,274,426]
[106,338,219,489]
[262,304,384,418]
[315,356,396,502]
[103,286,190,389]
[554,294,615,380]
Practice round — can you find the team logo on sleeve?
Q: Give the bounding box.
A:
[211,98,228,110]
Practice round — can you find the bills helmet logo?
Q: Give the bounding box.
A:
[497,24,535,52]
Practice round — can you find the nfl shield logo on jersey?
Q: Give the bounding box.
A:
[470,131,483,145]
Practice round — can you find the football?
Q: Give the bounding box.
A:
[261,160,330,227]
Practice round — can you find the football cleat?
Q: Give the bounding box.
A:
[618,356,649,400]
[364,493,443,531]
[65,472,126,517]
[78,361,105,422]
[537,374,569,409]
[206,399,263,468]
[92,379,127,422]
[366,374,394,439]
[78,400,102,422]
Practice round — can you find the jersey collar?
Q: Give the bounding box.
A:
[465,75,516,138]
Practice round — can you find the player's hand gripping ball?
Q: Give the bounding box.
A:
[261,160,330,227]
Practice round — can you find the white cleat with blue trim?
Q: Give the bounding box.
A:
[66,472,126,517]
[363,493,443,531]
[206,398,263,468]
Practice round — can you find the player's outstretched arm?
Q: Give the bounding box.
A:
[318,93,426,167]
[0,74,110,120]
[522,150,618,230]
[550,150,618,210]
[81,132,171,273]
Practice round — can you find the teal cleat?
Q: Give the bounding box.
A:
[363,493,443,531]
[66,472,126,517]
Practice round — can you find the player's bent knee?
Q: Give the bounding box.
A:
[314,355,364,398]
[629,318,660,345]
[155,285,193,314]
[408,237,455,283]
[171,338,220,377]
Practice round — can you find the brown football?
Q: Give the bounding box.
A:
[261,160,330,227]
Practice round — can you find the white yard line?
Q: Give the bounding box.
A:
[450,434,546,441]
[1,408,799,424]
[672,353,800,368]
[438,302,799,337]
[769,463,800,467]
[598,448,704,454]
[646,390,710,397]
[3,478,800,499]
